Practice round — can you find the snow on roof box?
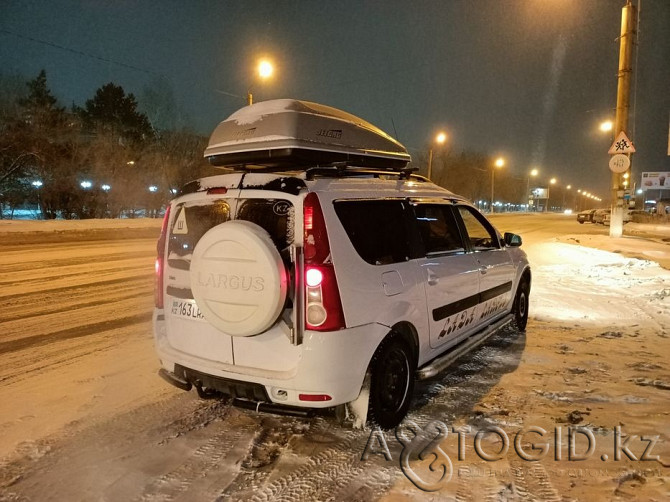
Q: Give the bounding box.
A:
[204,99,411,170]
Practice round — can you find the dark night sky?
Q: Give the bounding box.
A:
[1,0,668,197]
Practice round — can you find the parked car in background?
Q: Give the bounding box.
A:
[577,209,596,224]
[603,209,632,226]
[593,209,609,225]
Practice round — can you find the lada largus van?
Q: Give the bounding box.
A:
[153,99,531,429]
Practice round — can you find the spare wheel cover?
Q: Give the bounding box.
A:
[190,220,287,336]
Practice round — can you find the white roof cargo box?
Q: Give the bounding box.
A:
[204,99,411,170]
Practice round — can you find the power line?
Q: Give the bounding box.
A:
[0,28,163,77]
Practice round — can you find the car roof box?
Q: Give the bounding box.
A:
[204,99,411,170]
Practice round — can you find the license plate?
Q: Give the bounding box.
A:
[170,299,206,321]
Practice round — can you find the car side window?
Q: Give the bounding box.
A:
[334,199,415,265]
[456,206,501,251]
[413,204,465,255]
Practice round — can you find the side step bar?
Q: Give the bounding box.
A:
[416,314,514,380]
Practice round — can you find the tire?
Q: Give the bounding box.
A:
[368,334,415,430]
[190,220,287,336]
[513,280,530,331]
[578,220,584,224]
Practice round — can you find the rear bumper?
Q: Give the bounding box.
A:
[153,309,388,408]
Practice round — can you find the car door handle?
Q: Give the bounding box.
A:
[479,266,488,275]
[427,271,439,285]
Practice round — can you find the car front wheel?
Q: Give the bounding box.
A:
[513,280,530,331]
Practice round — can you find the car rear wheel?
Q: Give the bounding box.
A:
[513,280,530,331]
[368,334,415,430]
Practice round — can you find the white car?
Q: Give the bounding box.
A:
[153,99,531,429]
[603,209,632,226]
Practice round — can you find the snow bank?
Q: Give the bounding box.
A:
[0,218,163,233]
[527,241,670,325]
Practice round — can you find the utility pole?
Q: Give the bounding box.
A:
[610,1,637,238]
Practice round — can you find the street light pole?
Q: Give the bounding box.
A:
[427,132,447,181]
[491,168,494,213]
[546,178,556,212]
[526,168,538,212]
[427,148,434,180]
[491,157,504,213]
[563,185,571,211]
[610,1,636,238]
[247,58,274,106]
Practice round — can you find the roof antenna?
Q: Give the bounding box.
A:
[391,118,400,142]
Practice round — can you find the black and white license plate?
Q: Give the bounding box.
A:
[170,299,205,321]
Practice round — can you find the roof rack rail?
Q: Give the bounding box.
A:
[305,163,426,181]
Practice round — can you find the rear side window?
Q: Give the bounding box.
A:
[236,199,294,251]
[413,204,465,255]
[334,199,413,265]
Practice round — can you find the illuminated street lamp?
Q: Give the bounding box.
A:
[80,180,92,189]
[599,120,613,133]
[526,168,539,212]
[247,58,274,105]
[490,157,505,213]
[427,131,447,180]
[148,185,158,193]
[563,184,572,210]
[258,60,274,79]
[31,180,43,218]
[545,178,557,212]
[101,184,111,191]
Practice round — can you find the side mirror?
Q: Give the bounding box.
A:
[504,232,522,247]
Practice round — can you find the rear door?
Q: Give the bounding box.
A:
[165,196,239,364]
[411,202,480,349]
[454,205,515,324]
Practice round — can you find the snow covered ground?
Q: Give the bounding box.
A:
[0,214,669,500]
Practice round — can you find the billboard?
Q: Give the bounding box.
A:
[530,188,549,199]
[641,172,670,189]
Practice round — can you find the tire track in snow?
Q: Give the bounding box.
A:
[135,422,257,502]
[0,273,153,303]
[217,419,398,502]
[0,311,152,354]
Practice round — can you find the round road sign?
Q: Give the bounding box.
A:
[609,154,630,173]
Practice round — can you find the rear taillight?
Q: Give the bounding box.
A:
[155,205,171,308]
[303,193,345,331]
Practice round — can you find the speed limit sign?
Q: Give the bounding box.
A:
[609,154,630,173]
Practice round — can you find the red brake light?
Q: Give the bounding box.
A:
[303,193,345,331]
[304,205,314,231]
[155,205,171,309]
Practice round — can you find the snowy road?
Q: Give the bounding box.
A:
[1,215,669,501]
